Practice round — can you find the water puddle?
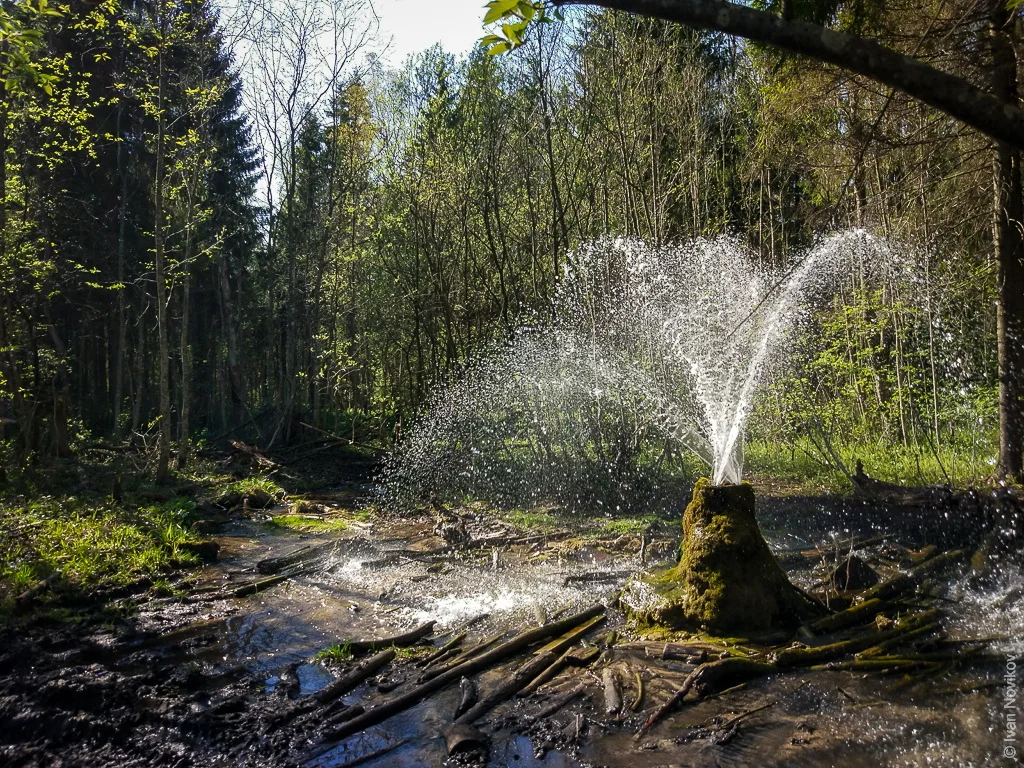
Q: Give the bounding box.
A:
[137,500,1023,767]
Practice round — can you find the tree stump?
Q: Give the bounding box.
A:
[623,478,821,633]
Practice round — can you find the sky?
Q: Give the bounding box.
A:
[371,0,487,66]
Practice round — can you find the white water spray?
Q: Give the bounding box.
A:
[381,230,899,506]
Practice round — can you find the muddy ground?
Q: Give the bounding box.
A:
[1,463,1021,768]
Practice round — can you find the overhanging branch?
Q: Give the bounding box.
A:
[555,0,1024,151]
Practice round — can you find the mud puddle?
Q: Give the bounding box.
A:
[1,491,1020,768]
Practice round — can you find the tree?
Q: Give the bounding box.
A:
[485,0,1024,480]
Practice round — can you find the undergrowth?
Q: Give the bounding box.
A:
[744,436,997,491]
[0,495,202,613]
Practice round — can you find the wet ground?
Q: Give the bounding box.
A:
[1,478,1021,768]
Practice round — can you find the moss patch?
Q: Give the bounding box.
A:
[267,514,350,533]
[623,478,821,633]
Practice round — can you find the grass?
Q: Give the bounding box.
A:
[744,436,998,492]
[497,505,662,538]
[390,643,432,661]
[315,642,353,664]
[0,494,204,613]
[267,514,350,533]
[314,641,431,665]
[215,475,286,507]
[0,446,261,616]
[594,515,660,536]
[498,508,563,531]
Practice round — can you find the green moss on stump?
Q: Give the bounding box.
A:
[624,478,820,633]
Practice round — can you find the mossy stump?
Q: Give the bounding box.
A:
[624,478,821,633]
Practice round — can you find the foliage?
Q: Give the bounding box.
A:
[315,642,353,663]
[0,0,1011,493]
[267,513,349,533]
[216,476,286,506]
[0,493,201,611]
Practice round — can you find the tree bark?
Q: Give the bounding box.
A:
[113,45,129,437]
[990,0,1024,479]
[218,254,245,428]
[177,237,192,469]
[154,12,172,484]
[555,0,1024,152]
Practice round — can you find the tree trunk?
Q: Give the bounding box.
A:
[154,21,172,485]
[622,480,823,632]
[0,106,33,454]
[177,233,193,469]
[990,0,1024,479]
[113,46,129,437]
[218,254,245,428]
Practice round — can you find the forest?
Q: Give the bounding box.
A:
[1,0,1017,483]
[0,0,1022,766]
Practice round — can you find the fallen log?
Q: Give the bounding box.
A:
[15,572,61,611]
[860,572,914,602]
[858,549,968,603]
[774,613,937,668]
[710,700,776,745]
[909,548,968,578]
[316,649,397,705]
[341,621,435,656]
[322,703,365,727]
[443,723,488,755]
[533,614,605,655]
[804,598,895,635]
[637,657,774,737]
[602,668,622,717]
[857,620,942,658]
[531,682,589,722]
[417,633,503,683]
[662,643,707,663]
[629,671,644,712]
[328,737,409,768]
[455,651,560,724]
[519,645,599,697]
[812,658,938,672]
[418,632,467,667]
[851,463,953,506]
[319,605,605,743]
[454,676,478,719]
[563,571,631,587]
[419,647,459,671]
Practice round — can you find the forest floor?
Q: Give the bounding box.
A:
[0,445,1021,767]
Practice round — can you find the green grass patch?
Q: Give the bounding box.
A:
[390,643,432,661]
[267,514,350,533]
[744,436,996,491]
[0,494,204,612]
[498,508,563,531]
[216,475,286,507]
[315,642,353,664]
[594,514,659,536]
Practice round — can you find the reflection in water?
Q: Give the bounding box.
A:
[189,519,1022,766]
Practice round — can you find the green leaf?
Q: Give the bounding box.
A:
[483,0,521,25]
[517,1,537,22]
[486,41,510,56]
[502,20,529,44]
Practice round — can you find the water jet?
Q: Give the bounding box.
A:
[383,231,900,631]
